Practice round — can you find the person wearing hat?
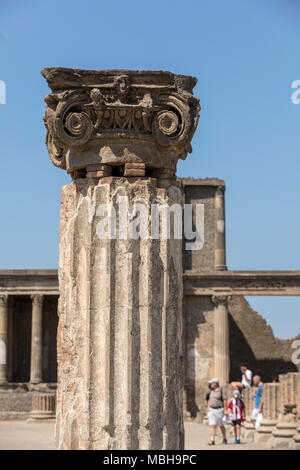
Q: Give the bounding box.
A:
[206,378,228,445]
[228,389,245,444]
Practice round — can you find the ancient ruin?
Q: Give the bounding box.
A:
[0,68,299,450]
[42,68,200,449]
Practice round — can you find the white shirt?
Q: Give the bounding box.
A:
[242,369,252,388]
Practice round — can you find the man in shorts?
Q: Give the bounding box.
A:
[206,377,228,445]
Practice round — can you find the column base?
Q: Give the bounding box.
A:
[254,419,277,443]
[268,421,297,449]
[289,427,300,450]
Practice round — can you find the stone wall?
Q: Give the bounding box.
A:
[182,178,225,272]
[228,296,300,382]
[0,385,57,420]
[184,295,214,421]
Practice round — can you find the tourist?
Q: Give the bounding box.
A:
[206,378,228,445]
[228,389,245,444]
[251,375,263,429]
[231,363,253,391]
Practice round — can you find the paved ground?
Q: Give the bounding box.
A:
[0,420,55,450]
[0,420,267,450]
[184,421,267,450]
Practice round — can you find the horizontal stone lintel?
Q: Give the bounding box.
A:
[185,288,300,296]
[184,270,300,296]
[0,289,59,296]
[1,269,300,297]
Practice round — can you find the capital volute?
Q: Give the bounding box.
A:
[42,68,200,177]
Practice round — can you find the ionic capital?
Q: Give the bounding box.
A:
[212,294,231,306]
[30,294,44,307]
[42,68,200,175]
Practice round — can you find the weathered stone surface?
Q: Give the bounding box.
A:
[42,68,200,175]
[212,295,230,386]
[55,177,185,449]
[184,295,214,421]
[290,373,300,449]
[241,387,256,442]
[255,383,279,443]
[42,68,200,450]
[182,179,225,272]
[30,294,43,384]
[268,373,298,449]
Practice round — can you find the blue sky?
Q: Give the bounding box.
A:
[0,0,299,338]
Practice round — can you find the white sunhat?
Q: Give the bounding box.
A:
[208,377,219,384]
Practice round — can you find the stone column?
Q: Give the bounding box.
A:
[269,373,298,449]
[214,185,227,271]
[7,297,14,382]
[0,294,8,384]
[42,67,200,450]
[30,294,43,384]
[242,386,255,441]
[212,295,230,386]
[290,373,300,449]
[255,383,280,443]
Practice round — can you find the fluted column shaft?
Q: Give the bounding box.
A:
[212,295,230,386]
[291,373,300,449]
[0,294,8,384]
[30,294,43,384]
[42,67,200,450]
[55,178,185,450]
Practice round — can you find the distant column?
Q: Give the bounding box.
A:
[291,373,300,449]
[212,295,230,386]
[30,294,43,384]
[269,373,298,449]
[255,383,280,443]
[0,294,8,384]
[7,297,14,382]
[214,185,227,270]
